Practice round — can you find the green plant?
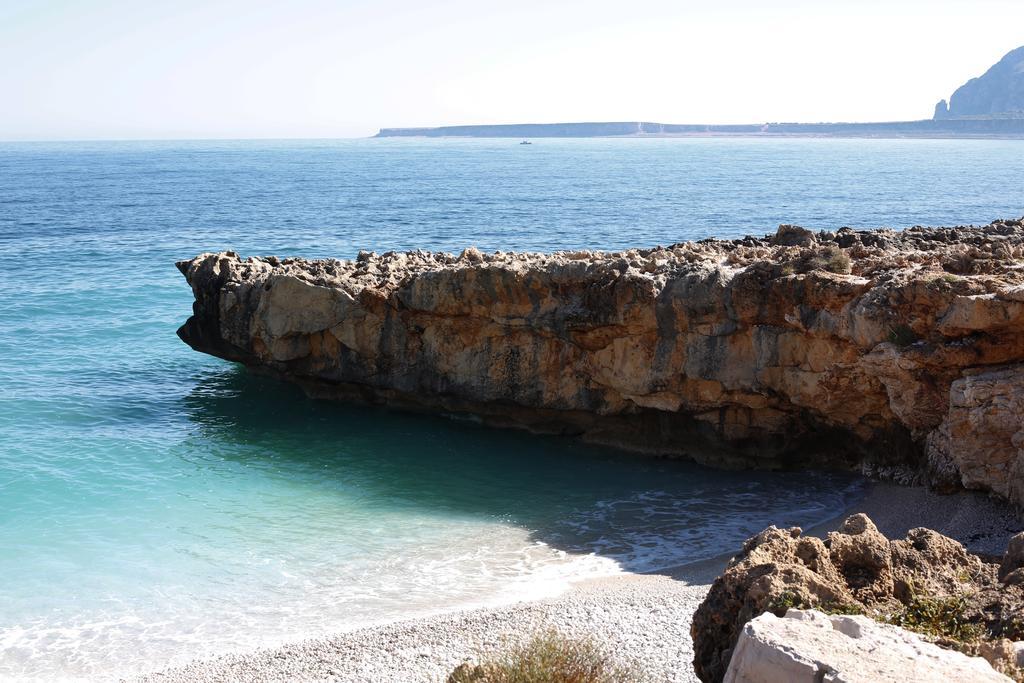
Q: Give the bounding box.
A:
[767,591,863,617]
[808,246,852,274]
[819,601,865,616]
[887,324,919,347]
[928,273,963,290]
[826,251,852,274]
[447,630,639,683]
[997,613,1024,642]
[766,591,806,615]
[883,593,984,644]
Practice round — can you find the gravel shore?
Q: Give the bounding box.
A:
[132,574,710,683]
[131,482,1020,683]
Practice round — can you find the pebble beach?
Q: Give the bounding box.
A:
[132,482,1020,683]
[134,574,709,683]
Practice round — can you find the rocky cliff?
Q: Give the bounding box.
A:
[177,220,1024,502]
[935,45,1024,119]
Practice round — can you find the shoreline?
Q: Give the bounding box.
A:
[131,481,1020,683]
[374,132,1024,140]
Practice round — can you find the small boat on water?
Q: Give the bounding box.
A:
[519,140,532,145]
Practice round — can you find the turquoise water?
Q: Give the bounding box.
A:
[1,137,1022,680]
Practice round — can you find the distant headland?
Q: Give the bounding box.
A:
[376,118,1024,139]
[377,45,1024,139]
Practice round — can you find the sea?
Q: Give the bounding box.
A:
[1,136,1022,680]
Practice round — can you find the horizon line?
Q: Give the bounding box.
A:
[0,116,943,144]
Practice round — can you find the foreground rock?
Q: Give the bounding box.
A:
[177,220,1024,501]
[724,608,1011,682]
[691,514,1024,682]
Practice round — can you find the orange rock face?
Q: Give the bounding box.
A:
[177,219,1024,502]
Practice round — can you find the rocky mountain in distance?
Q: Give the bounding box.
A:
[376,118,1024,138]
[935,45,1024,119]
[378,45,1024,138]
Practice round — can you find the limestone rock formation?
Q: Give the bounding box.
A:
[723,609,1011,683]
[927,366,1024,502]
[936,46,1024,119]
[177,219,1024,501]
[691,515,1024,682]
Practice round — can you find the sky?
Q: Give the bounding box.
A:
[2,0,1022,140]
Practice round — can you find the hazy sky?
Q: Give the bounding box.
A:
[2,0,1022,140]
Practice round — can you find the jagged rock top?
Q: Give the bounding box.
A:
[179,218,1024,299]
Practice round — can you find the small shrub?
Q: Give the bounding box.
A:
[767,591,862,617]
[883,593,984,644]
[887,324,919,347]
[447,630,638,683]
[999,613,1024,642]
[766,590,805,615]
[820,602,865,616]
[808,246,852,274]
[929,273,963,290]
[826,251,852,274]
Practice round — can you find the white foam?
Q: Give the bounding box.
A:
[0,480,862,680]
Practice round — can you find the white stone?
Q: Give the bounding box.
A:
[723,609,1011,683]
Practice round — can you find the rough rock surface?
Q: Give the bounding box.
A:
[691,515,1024,682]
[177,220,1024,499]
[723,608,1011,683]
[935,45,1024,119]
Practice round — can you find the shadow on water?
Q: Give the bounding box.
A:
[180,366,866,576]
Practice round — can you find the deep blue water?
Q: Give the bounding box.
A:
[2,137,1022,680]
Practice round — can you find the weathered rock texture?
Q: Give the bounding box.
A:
[724,608,1011,683]
[177,220,1024,499]
[691,515,1024,682]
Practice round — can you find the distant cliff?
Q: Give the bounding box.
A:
[177,220,1024,505]
[379,46,1024,138]
[378,122,658,137]
[376,119,1024,138]
[935,45,1024,119]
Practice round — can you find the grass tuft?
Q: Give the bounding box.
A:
[808,246,852,274]
[447,630,638,683]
